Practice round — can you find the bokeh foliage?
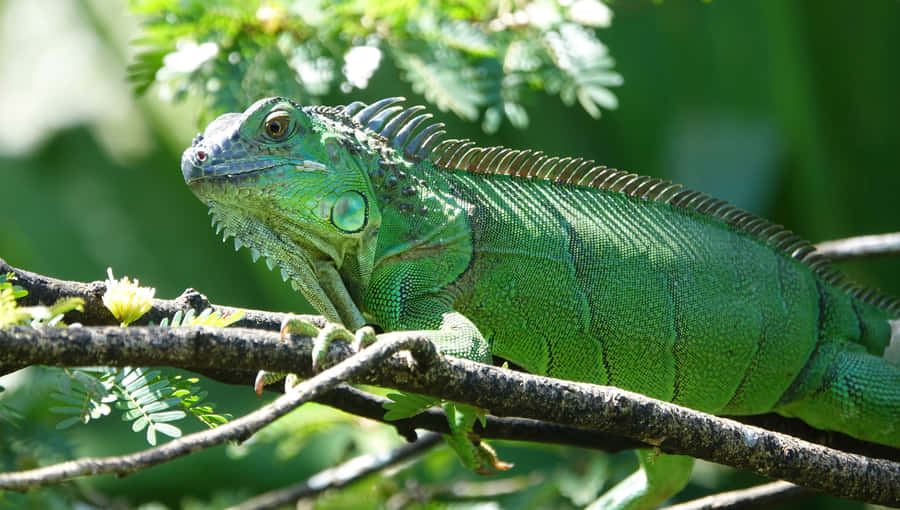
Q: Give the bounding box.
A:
[128,0,622,132]
[1,0,899,508]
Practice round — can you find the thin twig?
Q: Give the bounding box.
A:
[814,232,900,261]
[0,257,293,331]
[385,472,545,508]
[0,334,437,490]
[229,432,443,510]
[662,481,812,510]
[313,385,642,453]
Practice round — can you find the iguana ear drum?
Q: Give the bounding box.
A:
[331,190,368,233]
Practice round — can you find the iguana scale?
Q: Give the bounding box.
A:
[181,97,900,509]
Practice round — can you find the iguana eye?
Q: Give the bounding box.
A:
[264,113,290,139]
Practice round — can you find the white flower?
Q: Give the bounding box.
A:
[157,41,219,80]
[102,268,155,327]
[342,46,382,89]
[568,0,613,28]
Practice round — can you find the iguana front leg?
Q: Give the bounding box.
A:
[358,258,514,472]
[254,261,369,394]
[278,304,508,473]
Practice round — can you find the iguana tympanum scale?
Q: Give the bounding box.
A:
[181,97,900,509]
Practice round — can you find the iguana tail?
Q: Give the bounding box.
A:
[775,340,900,447]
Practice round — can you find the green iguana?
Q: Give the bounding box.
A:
[181,97,900,509]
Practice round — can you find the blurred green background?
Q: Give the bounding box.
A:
[1,0,898,508]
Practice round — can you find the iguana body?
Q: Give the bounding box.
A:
[182,97,900,509]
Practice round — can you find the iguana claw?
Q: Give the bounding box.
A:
[279,314,320,341]
[309,322,357,372]
[279,315,376,371]
[253,315,322,396]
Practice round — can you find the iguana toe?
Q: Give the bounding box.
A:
[311,322,357,372]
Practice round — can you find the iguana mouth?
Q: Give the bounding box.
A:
[183,154,329,185]
[187,164,279,186]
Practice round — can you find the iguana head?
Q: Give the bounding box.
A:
[181,97,381,322]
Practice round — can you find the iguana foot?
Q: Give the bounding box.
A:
[253,315,322,395]
[279,314,321,340]
[280,315,377,372]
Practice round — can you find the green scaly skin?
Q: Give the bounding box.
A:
[182,97,900,509]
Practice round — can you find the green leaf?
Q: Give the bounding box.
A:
[55,416,82,430]
[146,424,158,445]
[135,400,171,415]
[132,416,149,432]
[154,423,182,438]
[48,406,83,415]
[383,391,442,420]
[128,48,167,95]
[542,23,622,119]
[131,379,171,400]
[200,414,229,425]
[436,20,496,56]
[149,410,186,422]
[122,408,146,421]
[393,48,498,122]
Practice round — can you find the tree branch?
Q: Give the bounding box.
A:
[0,257,290,331]
[0,333,437,490]
[814,232,900,261]
[662,481,812,510]
[312,385,643,453]
[1,325,899,506]
[228,432,443,510]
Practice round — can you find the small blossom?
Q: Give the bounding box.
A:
[256,5,287,34]
[342,46,382,90]
[568,0,613,27]
[103,268,155,327]
[156,41,219,80]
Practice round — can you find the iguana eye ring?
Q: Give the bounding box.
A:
[264,113,291,139]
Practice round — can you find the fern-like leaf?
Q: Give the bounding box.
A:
[542,23,622,118]
[171,375,232,428]
[50,369,116,429]
[393,47,500,121]
[0,385,22,428]
[127,46,168,95]
[127,0,622,130]
[111,368,185,445]
[158,307,243,327]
